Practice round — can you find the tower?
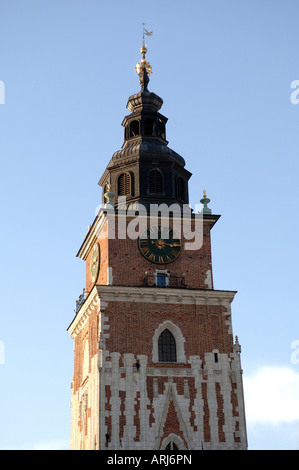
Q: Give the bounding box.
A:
[67,39,247,451]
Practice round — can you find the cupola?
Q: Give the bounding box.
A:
[98,36,191,210]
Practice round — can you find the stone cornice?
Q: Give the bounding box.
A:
[67,284,237,338]
[95,285,237,306]
[67,286,100,338]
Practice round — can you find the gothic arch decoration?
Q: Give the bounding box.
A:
[156,381,190,450]
[161,433,186,450]
[152,321,186,364]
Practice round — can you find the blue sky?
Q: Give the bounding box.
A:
[0,0,299,450]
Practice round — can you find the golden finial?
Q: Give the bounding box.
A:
[203,190,207,198]
[136,23,153,80]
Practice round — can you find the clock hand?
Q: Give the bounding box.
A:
[163,242,180,247]
[150,240,180,247]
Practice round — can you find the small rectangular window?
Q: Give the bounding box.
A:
[214,353,218,363]
[156,273,166,287]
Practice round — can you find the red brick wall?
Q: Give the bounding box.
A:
[108,218,213,290]
[85,217,213,293]
[103,301,233,365]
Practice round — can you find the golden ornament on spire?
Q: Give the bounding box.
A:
[135,23,153,78]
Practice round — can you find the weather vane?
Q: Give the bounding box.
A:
[136,23,153,81]
[142,22,153,43]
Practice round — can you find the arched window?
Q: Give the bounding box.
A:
[158,329,177,362]
[161,433,187,450]
[177,177,185,200]
[130,120,140,137]
[153,321,186,364]
[149,169,163,193]
[144,118,154,136]
[118,173,131,196]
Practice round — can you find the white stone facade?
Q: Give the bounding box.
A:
[69,285,248,450]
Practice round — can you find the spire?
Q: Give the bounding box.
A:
[98,27,192,211]
[135,23,153,91]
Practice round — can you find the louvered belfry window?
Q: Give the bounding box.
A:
[118,173,131,196]
[158,329,177,362]
[149,169,163,193]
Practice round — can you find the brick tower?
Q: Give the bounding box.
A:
[67,39,247,451]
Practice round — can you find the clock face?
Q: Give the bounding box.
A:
[90,243,100,284]
[138,225,182,264]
